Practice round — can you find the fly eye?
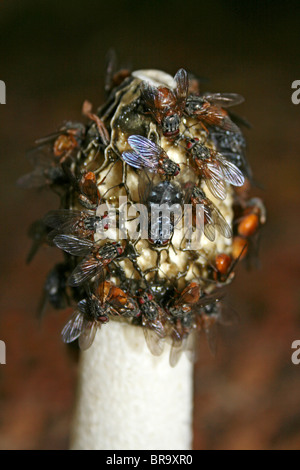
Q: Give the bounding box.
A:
[116,245,124,255]
[187,142,192,149]
[147,294,153,301]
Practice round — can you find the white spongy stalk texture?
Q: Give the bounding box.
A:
[70,321,193,450]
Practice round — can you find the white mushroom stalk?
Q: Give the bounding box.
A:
[70,322,193,450]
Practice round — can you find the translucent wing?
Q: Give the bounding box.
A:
[202,106,240,132]
[138,170,154,205]
[228,110,252,129]
[210,204,232,239]
[44,209,78,228]
[203,224,215,242]
[25,147,54,168]
[197,290,226,308]
[205,158,226,180]
[203,93,244,108]
[218,302,239,326]
[17,169,47,189]
[169,337,186,367]
[122,150,158,170]
[128,135,162,158]
[61,311,84,344]
[43,209,94,230]
[203,173,227,200]
[140,81,162,122]
[221,150,253,183]
[174,68,188,112]
[216,153,245,187]
[197,203,215,242]
[143,328,165,356]
[78,320,98,350]
[218,115,240,133]
[184,332,196,363]
[68,255,102,287]
[53,234,93,256]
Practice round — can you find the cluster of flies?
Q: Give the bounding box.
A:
[19,57,265,365]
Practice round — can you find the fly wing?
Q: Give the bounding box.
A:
[61,311,84,344]
[203,224,215,242]
[125,135,162,170]
[203,216,215,241]
[216,153,245,187]
[53,234,93,256]
[17,169,47,189]
[143,328,165,356]
[196,202,215,241]
[210,203,232,238]
[43,209,85,229]
[169,338,186,367]
[25,147,54,168]
[202,106,240,132]
[182,182,195,205]
[122,150,158,170]
[203,93,244,108]
[78,320,98,350]
[184,331,196,364]
[68,254,102,287]
[218,302,239,326]
[138,170,154,205]
[174,68,188,113]
[205,158,226,180]
[196,291,226,311]
[204,173,227,200]
[140,81,162,122]
[128,135,162,158]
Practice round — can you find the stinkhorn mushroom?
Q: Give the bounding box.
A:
[19,56,265,450]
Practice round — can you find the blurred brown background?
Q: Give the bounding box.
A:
[0,0,300,450]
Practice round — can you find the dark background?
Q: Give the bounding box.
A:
[1,0,300,449]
